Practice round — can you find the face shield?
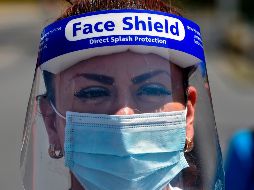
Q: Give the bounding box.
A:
[20,9,224,190]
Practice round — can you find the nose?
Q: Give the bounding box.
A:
[114,106,136,115]
[113,88,138,115]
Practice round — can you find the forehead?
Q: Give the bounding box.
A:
[60,51,172,77]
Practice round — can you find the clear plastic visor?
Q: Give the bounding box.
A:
[20,51,224,190]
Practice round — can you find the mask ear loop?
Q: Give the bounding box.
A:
[50,101,66,120]
[183,107,194,152]
[184,107,188,118]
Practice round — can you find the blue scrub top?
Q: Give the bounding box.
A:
[225,129,254,190]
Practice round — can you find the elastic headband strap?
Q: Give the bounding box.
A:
[50,101,66,120]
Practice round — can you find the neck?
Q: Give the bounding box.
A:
[70,173,172,190]
[71,173,85,190]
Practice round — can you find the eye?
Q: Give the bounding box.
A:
[74,86,111,99]
[137,84,171,96]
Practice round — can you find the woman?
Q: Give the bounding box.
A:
[20,0,224,190]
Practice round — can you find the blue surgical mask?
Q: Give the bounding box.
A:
[61,109,189,190]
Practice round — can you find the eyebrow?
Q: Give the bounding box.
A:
[78,73,114,85]
[76,70,170,85]
[132,70,170,84]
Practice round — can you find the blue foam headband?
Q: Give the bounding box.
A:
[38,9,205,74]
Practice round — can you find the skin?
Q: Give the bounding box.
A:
[40,51,197,190]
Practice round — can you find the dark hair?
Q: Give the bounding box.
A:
[43,70,55,105]
[42,0,200,189]
[58,0,182,20]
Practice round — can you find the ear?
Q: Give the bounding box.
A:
[38,96,62,150]
[186,86,197,140]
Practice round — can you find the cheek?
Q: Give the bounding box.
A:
[56,119,66,149]
[58,83,76,113]
[158,102,185,112]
